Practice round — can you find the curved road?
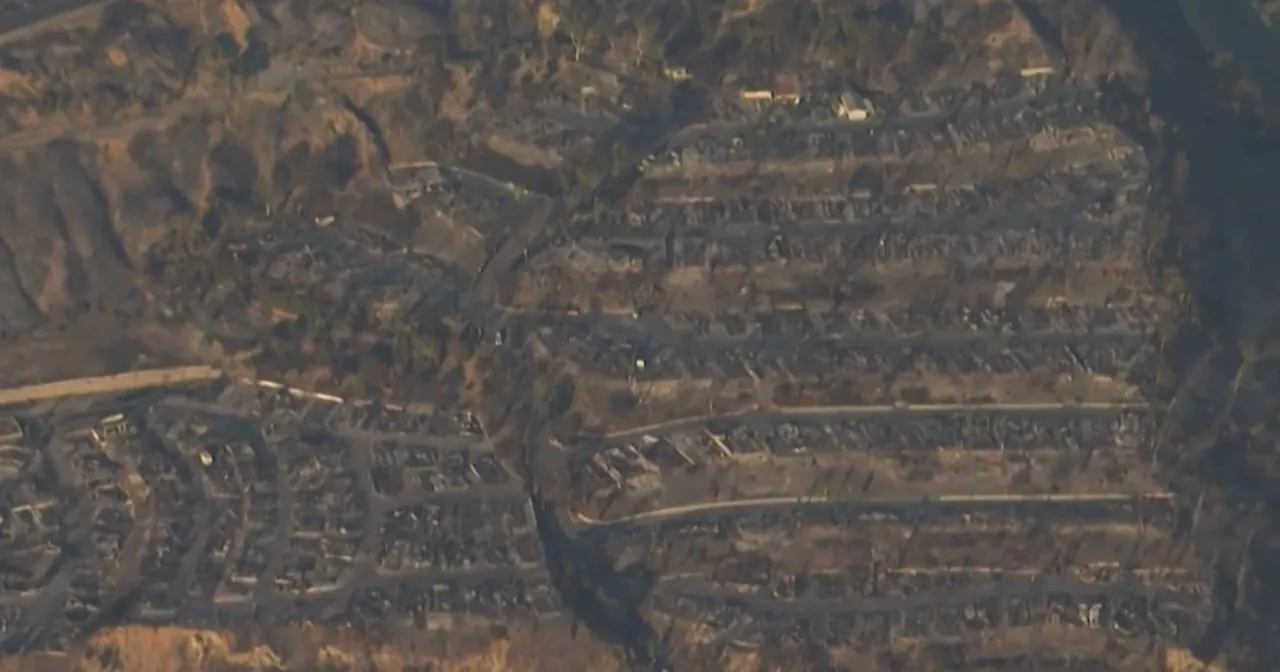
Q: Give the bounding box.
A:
[0,0,107,46]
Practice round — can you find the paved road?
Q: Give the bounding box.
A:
[0,366,222,406]
[576,491,1175,528]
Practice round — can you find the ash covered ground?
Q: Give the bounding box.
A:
[0,0,1277,670]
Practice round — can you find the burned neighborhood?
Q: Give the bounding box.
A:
[0,0,1278,669]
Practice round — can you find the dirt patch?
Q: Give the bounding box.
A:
[0,622,628,672]
[217,0,253,48]
[1166,647,1228,671]
[0,69,29,94]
